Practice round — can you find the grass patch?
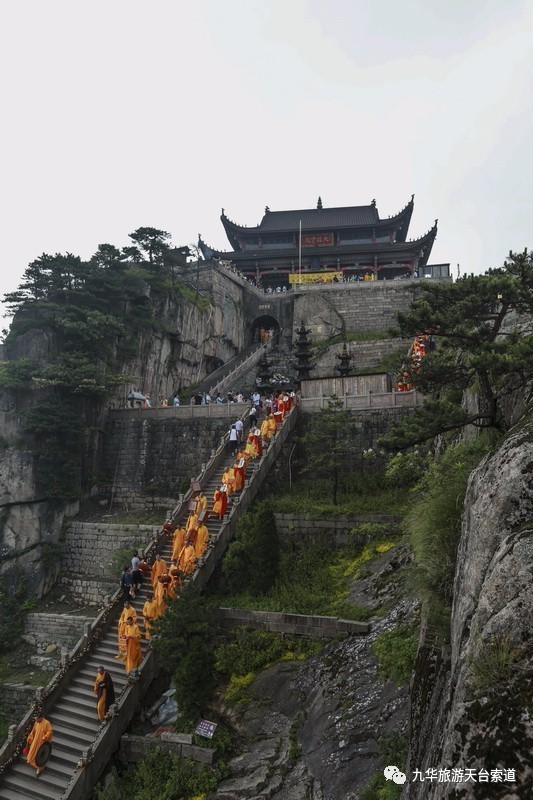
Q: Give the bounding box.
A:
[372,624,418,685]
[359,732,408,800]
[215,629,323,706]
[218,537,399,620]
[470,636,527,693]
[270,477,410,516]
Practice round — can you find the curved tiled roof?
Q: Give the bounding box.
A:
[203,219,437,269]
[220,196,415,249]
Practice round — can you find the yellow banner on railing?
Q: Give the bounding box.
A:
[289,271,342,285]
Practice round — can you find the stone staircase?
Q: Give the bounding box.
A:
[0,405,299,800]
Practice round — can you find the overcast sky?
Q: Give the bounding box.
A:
[1,0,532,316]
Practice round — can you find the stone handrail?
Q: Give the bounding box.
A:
[195,341,262,393]
[216,607,369,638]
[299,391,421,412]
[189,402,299,592]
[0,410,248,784]
[110,402,250,418]
[58,404,297,798]
[209,332,279,398]
[292,276,451,293]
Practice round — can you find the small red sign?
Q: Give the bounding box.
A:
[301,233,333,247]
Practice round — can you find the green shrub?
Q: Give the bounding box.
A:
[406,436,492,635]
[127,747,220,800]
[215,629,322,677]
[224,672,255,706]
[0,571,37,656]
[219,538,398,620]
[222,503,279,595]
[373,624,418,685]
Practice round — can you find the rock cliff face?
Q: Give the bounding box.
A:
[407,417,533,799]
[0,271,247,594]
[210,544,415,800]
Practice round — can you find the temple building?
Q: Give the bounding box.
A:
[199,196,449,288]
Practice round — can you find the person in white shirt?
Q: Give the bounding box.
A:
[234,418,244,444]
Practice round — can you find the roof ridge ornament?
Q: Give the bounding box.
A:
[317,196,323,210]
[371,198,376,206]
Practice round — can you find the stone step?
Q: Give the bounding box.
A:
[1,772,63,800]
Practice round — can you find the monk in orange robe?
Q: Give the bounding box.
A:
[195,522,209,559]
[124,617,143,673]
[194,492,207,514]
[93,666,115,721]
[178,542,197,575]
[151,555,167,590]
[233,454,247,489]
[116,602,137,661]
[25,715,53,776]
[212,486,227,519]
[222,468,236,496]
[169,560,182,595]
[154,573,171,614]
[186,512,198,533]
[142,593,159,639]
[171,524,186,561]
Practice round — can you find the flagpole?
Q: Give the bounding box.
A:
[298,220,302,283]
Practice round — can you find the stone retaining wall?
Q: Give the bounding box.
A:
[101,415,236,509]
[23,613,95,649]
[293,282,414,340]
[59,522,159,602]
[61,522,159,576]
[119,733,215,765]
[0,684,36,725]
[216,608,369,638]
[274,513,403,547]
[313,338,409,375]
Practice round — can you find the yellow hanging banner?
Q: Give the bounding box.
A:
[289,271,342,285]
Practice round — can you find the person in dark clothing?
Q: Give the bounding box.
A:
[93,666,115,721]
[121,565,133,601]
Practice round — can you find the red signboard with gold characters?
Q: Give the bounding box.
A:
[301,233,333,247]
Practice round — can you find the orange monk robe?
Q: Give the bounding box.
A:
[117,605,137,660]
[233,461,244,491]
[212,488,227,518]
[178,543,196,575]
[124,621,143,673]
[151,558,167,590]
[277,397,286,418]
[260,417,271,442]
[142,598,159,639]
[245,432,260,459]
[186,512,198,533]
[93,669,115,720]
[253,432,263,457]
[171,526,186,561]
[222,468,236,496]
[267,414,277,437]
[169,564,182,595]
[154,574,172,614]
[195,523,209,559]
[195,494,207,514]
[26,717,53,771]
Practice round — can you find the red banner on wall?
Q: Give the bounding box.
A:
[301,233,333,247]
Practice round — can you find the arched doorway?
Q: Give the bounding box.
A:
[251,314,280,346]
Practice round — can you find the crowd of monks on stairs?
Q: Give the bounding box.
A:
[395,331,435,392]
[114,394,294,675]
[19,393,295,782]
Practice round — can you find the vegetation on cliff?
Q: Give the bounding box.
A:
[381,250,533,450]
[2,228,198,502]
